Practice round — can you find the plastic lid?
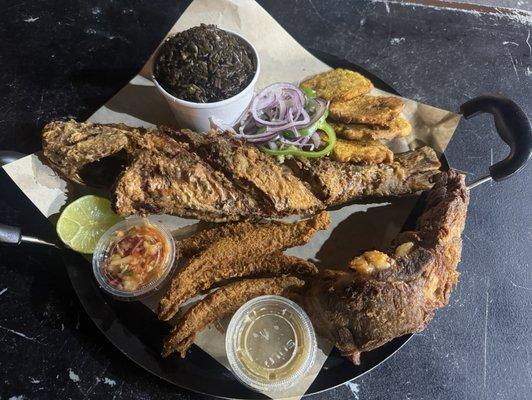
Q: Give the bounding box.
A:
[92,217,175,301]
[225,295,317,393]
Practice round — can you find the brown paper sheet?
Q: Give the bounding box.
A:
[2,0,461,398]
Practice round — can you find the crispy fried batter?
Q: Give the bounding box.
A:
[303,171,469,364]
[42,120,143,185]
[113,151,263,221]
[301,68,373,101]
[177,221,256,258]
[322,134,394,164]
[330,117,412,141]
[160,251,315,320]
[158,212,330,320]
[162,276,305,357]
[289,146,441,206]
[168,128,324,217]
[329,96,405,127]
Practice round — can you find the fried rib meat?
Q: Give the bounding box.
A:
[302,171,469,364]
[289,146,440,206]
[162,276,305,357]
[329,96,405,127]
[301,68,373,101]
[330,117,412,141]
[158,211,330,321]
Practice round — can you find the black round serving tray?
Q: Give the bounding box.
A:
[61,50,449,399]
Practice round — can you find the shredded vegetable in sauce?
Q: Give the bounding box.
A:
[101,222,171,292]
[210,82,336,159]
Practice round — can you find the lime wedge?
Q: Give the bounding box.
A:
[56,195,122,254]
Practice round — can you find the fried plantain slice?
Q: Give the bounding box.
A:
[301,68,373,102]
[162,276,305,358]
[329,96,405,127]
[321,134,394,164]
[330,116,412,141]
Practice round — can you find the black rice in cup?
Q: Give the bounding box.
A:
[154,24,256,103]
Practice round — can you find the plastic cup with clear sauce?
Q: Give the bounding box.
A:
[225,295,317,393]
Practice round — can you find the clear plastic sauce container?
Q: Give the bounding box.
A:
[226,295,317,393]
[92,217,175,300]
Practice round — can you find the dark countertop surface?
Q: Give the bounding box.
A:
[1,1,531,399]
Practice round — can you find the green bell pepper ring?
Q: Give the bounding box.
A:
[301,86,317,100]
[259,118,336,158]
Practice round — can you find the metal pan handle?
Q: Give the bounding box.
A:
[460,95,532,188]
[0,222,61,248]
[0,223,22,245]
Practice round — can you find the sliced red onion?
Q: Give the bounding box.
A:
[300,98,328,129]
[232,82,328,153]
[209,116,236,135]
[267,141,278,150]
[245,133,279,143]
[310,132,321,148]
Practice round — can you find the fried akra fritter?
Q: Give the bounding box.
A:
[329,95,405,127]
[321,134,394,164]
[162,276,305,358]
[301,68,373,101]
[158,211,330,321]
[330,116,412,141]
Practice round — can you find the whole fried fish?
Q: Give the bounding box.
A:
[303,171,469,364]
[42,121,440,222]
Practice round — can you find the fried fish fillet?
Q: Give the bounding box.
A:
[177,221,256,258]
[162,276,305,358]
[289,146,440,206]
[322,134,394,164]
[158,211,330,320]
[113,151,263,221]
[168,128,324,217]
[330,116,412,141]
[300,68,373,101]
[302,171,469,364]
[160,251,316,319]
[329,96,405,127]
